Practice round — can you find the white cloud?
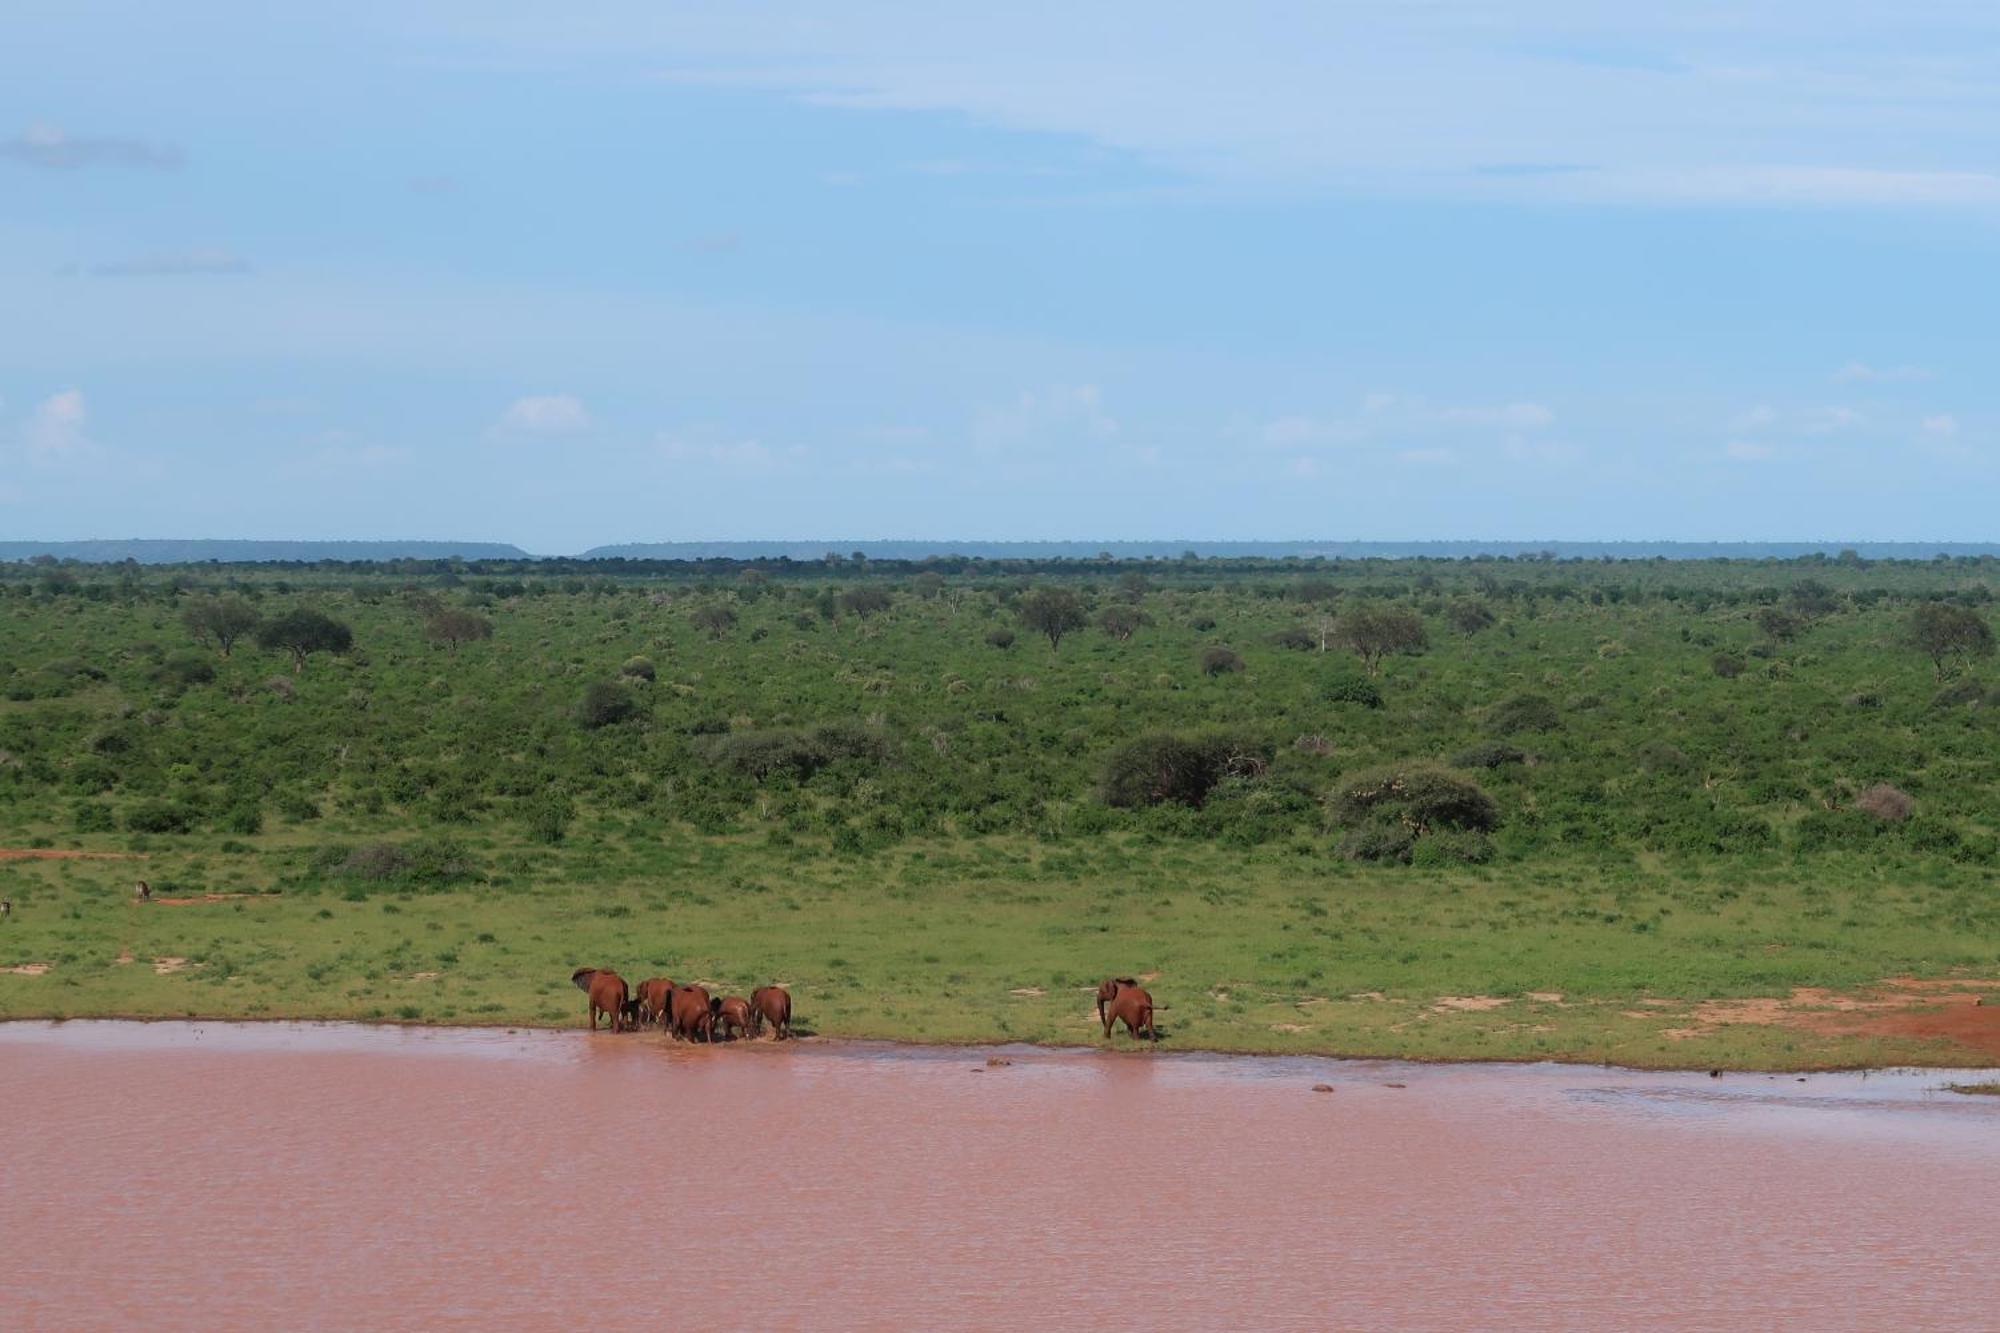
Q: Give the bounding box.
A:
[621,8,2000,212]
[1256,394,1554,452]
[1725,441,1774,461]
[1504,437,1584,464]
[25,389,90,459]
[1398,447,1455,466]
[657,433,803,471]
[1439,402,1554,429]
[496,394,591,435]
[975,383,1118,449]
[1922,413,1960,437]
[1834,362,1935,384]
[1,122,181,170]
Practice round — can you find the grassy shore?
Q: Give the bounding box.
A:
[3,832,1995,1070]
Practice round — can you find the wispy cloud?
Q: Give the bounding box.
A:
[1834,361,1936,384]
[24,389,91,460]
[1725,440,1774,461]
[657,432,802,471]
[1922,413,1959,438]
[1255,394,1555,451]
[975,384,1118,450]
[2,123,181,170]
[496,394,591,435]
[88,248,250,277]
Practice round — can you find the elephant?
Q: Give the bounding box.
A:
[634,977,674,1028]
[571,967,632,1032]
[1096,977,1139,1027]
[749,985,792,1039]
[1100,980,1157,1044]
[712,995,753,1041]
[668,983,715,1042]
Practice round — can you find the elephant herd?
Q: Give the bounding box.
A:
[572,967,791,1041]
[574,968,1158,1045]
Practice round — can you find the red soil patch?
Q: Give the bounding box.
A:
[1664,978,2000,1061]
[0,849,141,862]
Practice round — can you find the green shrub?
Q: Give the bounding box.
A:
[1332,763,1498,833]
[1100,732,1269,809]
[1488,693,1560,733]
[1453,741,1525,769]
[126,800,197,834]
[699,722,891,782]
[1322,675,1383,709]
[984,628,1016,650]
[575,681,640,729]
[1199,646,1245,676]
[72,801,116,833]
[619,656,657,681]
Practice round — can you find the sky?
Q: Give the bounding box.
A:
[4,2,1999,553]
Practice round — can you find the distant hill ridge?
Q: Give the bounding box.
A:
[0,540,530,564]
[7,538,2000,565]
[580,540,2000,562]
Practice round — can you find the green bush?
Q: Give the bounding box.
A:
[1453,741,1526,769]
[1100,732,1269,809]
[1488,693,1560,733]
[1322,675,1383,709]
[575,681,640,729]
[1332,763,1498,834]
[126,800,198,834]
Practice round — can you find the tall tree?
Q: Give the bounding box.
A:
[181,595,260,657]
[1017,586,1088,652]
[1907,603,1994,680]
[1331,604,1428,674]
[256,609,353,673]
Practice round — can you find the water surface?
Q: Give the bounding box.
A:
[3,1022,1994,1330]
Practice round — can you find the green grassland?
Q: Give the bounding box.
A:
[1,553,1996,1068]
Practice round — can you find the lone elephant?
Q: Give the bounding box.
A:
[1100,980,1157,1045]
[1096,976,1138,1027]
[749,985,792,1040]
[572,967,632,1033]
[668,983,715,1042]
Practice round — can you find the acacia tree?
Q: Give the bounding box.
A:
[1907,602,1994,680]
[425,608,494,656]
[1331,604,1428,674]
[690,605,738,639]
[1098,605,1149,641]
[182,595,260,657]
[256,609,353,673]
[1017,586,1088,652]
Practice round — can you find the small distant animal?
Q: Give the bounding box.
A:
[634,977,674,1028]
[668,983,715,1042]
[135,880,151,901]
[1100,980,1157,1045]
[1,899,10,918]
[1096,976,1138,1027]
[749,985,792,1040]
[712,995,753,1041]
[571,967,632,1032]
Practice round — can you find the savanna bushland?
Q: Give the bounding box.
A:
[1,551,1996,1068]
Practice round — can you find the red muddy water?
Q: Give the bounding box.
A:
[2,1022,1995,1330]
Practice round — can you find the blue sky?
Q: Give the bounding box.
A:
[4,3,1998,552]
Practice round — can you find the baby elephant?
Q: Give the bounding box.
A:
[711,995,753,1041]
[1100,979,1157,1045]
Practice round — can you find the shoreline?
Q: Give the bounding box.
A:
[4,1011,1996,1079]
